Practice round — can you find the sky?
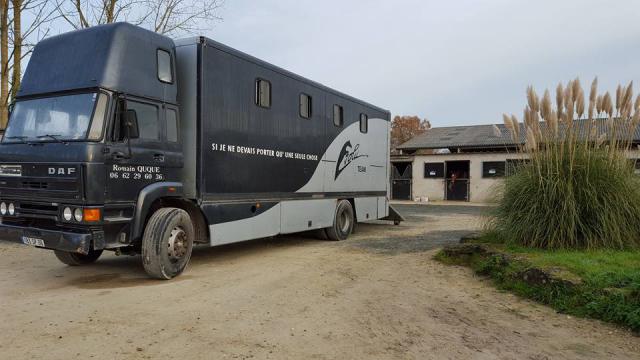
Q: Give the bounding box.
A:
[197,0,640,127]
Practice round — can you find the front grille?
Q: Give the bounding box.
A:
[0,164,83,201]
[16,202,59,220]
[0,177,81,201]
[22,181,49,189]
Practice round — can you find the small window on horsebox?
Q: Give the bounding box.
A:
[157,49,173,83]
[360,113,368,133]
[333,105,344,127]
[300,93,312,119]
[255,79,271,108]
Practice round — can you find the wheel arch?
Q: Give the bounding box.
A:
[345,198,357,222]
[132,182,209,244]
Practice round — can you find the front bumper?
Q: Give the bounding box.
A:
[0,223,102,254]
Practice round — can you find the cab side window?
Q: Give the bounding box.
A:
[127,101,160,141]
[166,108,179,143]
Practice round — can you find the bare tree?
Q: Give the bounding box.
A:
[56,0,224,36]
[0,0,223,129]
[0,0,9,128]
[0,0,57,128]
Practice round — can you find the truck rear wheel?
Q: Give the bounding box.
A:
[326,200,354,241]
[54,249,103,266]
[141,207,194,280]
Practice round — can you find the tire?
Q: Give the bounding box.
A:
[141,207,194,280]
[325,200,355,241]
[314,228,329,240]
[54,249,103,266]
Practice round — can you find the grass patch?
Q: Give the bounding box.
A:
[438,236,640,332]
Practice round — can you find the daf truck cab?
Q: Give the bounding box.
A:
[0,24,192,279]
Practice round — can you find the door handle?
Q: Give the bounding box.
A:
[153,153,165,162]
[111,151,127,161]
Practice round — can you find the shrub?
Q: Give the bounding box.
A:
[491,78,640,249]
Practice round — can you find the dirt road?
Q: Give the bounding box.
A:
[0,204,637,359]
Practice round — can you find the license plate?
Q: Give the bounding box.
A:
[21,236,45,247]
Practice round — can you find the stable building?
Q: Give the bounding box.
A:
[391,122,640,203]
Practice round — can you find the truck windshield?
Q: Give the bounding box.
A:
[3,92,106,143]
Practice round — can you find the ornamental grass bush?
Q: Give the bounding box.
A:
[491,78,640,249]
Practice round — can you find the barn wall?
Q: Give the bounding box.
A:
[410,150,640,203]
[411,152,526,203]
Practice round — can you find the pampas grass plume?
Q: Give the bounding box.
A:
[556,83,564,117]
[492,124,502,138]
[511,114,520,140]
[527,86,540,112]
[541,89,552,119]
[590,77,598,103]
[548,110,559,137]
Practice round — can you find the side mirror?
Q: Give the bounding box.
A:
[123,109,139,139]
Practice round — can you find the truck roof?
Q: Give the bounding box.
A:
[175,36,390,116]
[19,23,177,103]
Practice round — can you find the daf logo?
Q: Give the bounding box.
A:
[48,167,76,176]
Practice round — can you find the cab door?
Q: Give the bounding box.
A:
[105,97,171,203]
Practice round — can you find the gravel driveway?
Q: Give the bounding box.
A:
[0,203,637,359]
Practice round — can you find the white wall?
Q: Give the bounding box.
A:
[411,152,526,203]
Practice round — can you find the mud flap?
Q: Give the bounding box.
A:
[381,205,405,225]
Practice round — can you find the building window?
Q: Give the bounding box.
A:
[255,79,271,108]
[424,162,445,178]
[166,108,178,142]
[157,49,173,83]
[482,161,506,178]
[333,104,343,127]
[360,113,368,133]
[299,93,312,119]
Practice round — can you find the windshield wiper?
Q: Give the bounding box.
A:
[36,134,66,143]
[5,136,29,143]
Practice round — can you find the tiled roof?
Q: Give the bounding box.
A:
[397,119,640,150]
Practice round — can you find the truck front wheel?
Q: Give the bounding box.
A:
[54,249,103,266]
[141,207,195,280]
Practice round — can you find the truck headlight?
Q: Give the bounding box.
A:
[63,207,72,221]
[0,202,6,215]
[74,208,83,222]
[8,203,15,215]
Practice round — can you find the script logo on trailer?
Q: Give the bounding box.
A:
[335,141,368,180]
